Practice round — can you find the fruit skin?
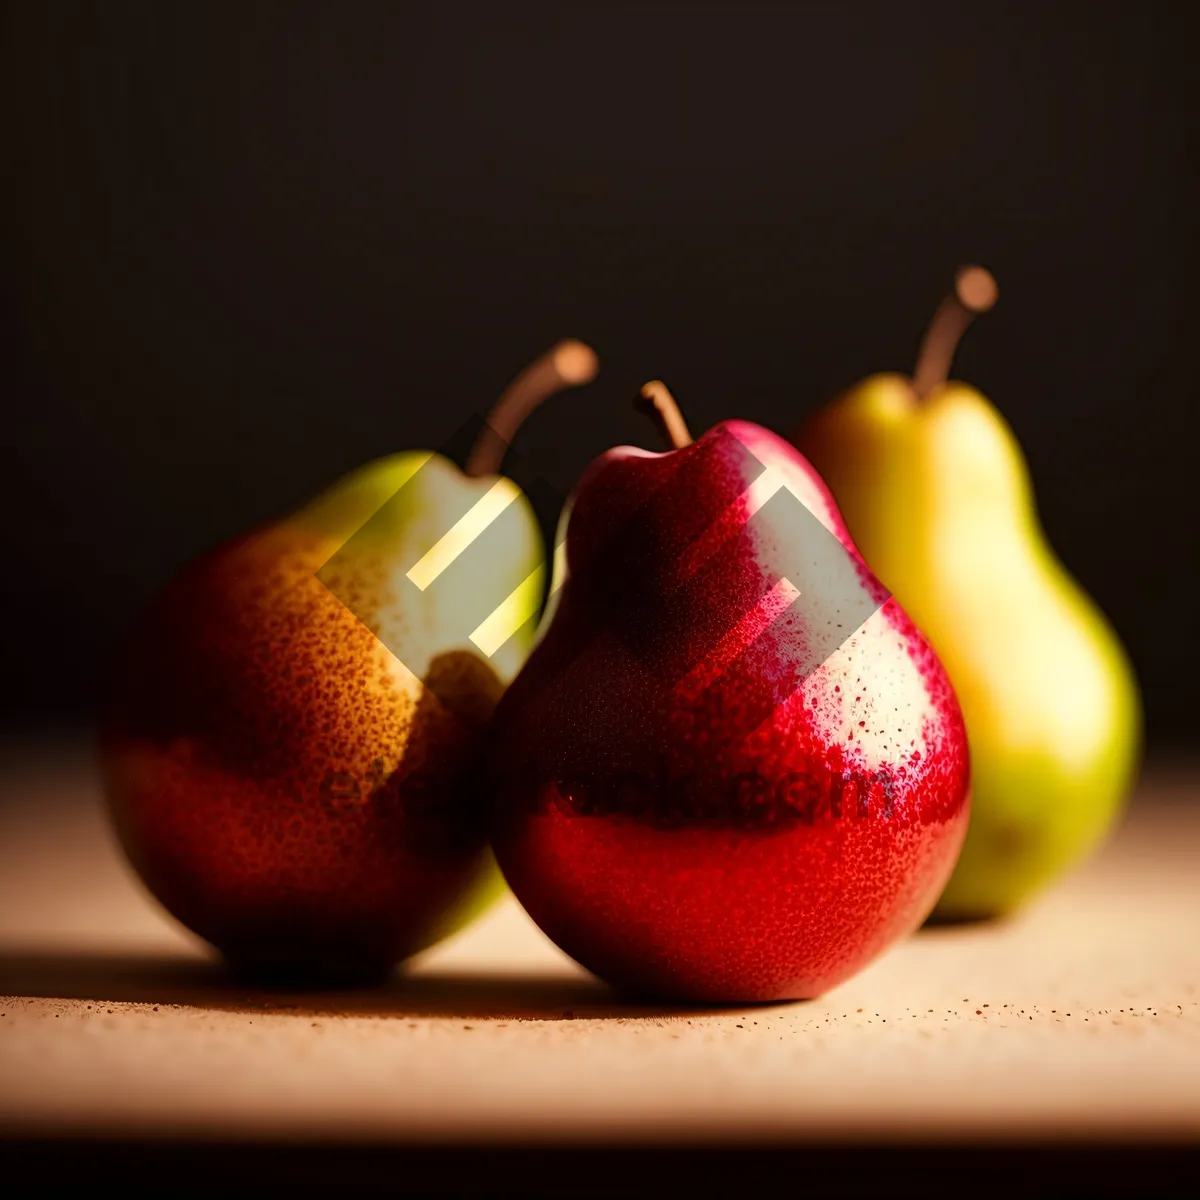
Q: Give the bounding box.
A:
[480,419,970,1002]
[796,374,1141,920]
[100,451,541,979]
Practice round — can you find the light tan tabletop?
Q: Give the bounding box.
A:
[1,735,1198,1153]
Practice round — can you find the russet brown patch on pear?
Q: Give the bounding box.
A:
[100,522,500,978]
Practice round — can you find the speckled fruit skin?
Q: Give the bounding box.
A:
[100,452,540,981]
[483,421,971,1003]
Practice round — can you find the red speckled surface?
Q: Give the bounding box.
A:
[99,522,499,977]
[485,421,970,1001]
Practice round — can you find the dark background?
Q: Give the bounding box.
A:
[1,1,1196,747]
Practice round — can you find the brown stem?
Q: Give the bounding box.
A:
[636,380,693,449]
[911,265,999,399]
[465,339,599,477]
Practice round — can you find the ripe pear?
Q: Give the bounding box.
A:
[100,341,598,979]
[480,382,970,1002]
[795,268,1141,920]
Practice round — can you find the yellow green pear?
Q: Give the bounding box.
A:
[794,269,1141,919]
[99,340,598,978]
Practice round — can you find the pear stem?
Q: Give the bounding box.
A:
[464,339,599,477]
[636,380,693,449]
[911,265,999,399]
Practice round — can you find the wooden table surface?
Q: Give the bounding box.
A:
[1,736,1198,1188]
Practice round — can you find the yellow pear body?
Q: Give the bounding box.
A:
[798,375,1141,918]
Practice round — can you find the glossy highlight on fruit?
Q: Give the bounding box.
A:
[99,341,598,980]
[481,384,971,1002]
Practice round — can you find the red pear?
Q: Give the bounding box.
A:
[481,383,970,1002]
